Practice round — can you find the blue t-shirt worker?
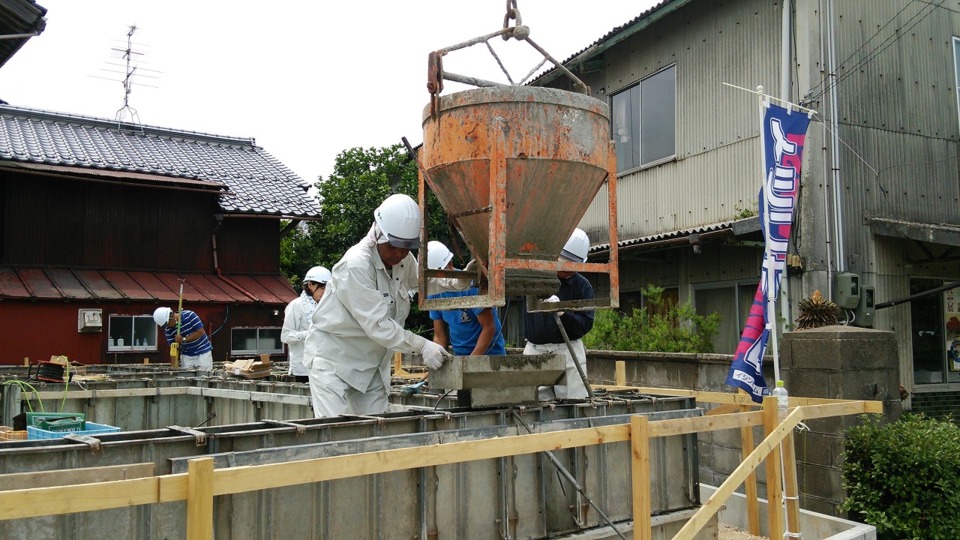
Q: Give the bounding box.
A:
[426,241,506,357]
[153,307,213,370]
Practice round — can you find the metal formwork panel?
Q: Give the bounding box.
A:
[0,397,700,540]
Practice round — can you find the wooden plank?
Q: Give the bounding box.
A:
[628,386,883,408]
[739,397,761,536]
[672,407,804,540]
[0,477,159,520]
[763,397,785,540]
[705,403,741,416]
[630,387,758,405]
[782,431,802,538]
[31,387,191,400]
[187,458,214,540]
[615,361,627,386]
[648,411,764,437]
[800,400,883,418]
[631,415,651,540]
[0,463,154,491]
[158,423,634,501]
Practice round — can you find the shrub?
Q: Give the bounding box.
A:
[841,414,960,539]
[583,284,720,353]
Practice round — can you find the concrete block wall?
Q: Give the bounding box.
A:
[779,326,902,516]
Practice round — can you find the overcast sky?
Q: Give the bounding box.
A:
[0,0,657,184]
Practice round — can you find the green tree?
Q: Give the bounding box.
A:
[281,144,461,288]
[280,144,462,334]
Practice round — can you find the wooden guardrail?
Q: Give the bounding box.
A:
[0,392,881,540]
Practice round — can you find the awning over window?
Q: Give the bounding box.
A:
[868,217,960,248]
[0,267,296,304]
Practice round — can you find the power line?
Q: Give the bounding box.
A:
[805,0,943,104]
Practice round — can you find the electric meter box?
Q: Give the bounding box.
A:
[852,286,875,328]
[836,272,860,309]
[77,308,102,332]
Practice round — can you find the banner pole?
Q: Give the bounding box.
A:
[757,86,782,384]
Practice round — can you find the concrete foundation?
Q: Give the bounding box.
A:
[430,353,565,407]
[0,387,708,540]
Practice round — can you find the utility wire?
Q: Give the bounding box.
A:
[806,0,943,104]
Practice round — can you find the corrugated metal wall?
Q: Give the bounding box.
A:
[577,0,781,241]
[547,0,960,392]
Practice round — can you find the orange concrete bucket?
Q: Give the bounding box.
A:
[420,86,611,264]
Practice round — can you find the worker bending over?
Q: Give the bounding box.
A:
[304,194,450,417]
[523,228,595,400]
[426,241,505,356]
[153,307,214,371]
[281,266,331,384]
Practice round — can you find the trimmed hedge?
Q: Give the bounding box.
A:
[841,414,960,539]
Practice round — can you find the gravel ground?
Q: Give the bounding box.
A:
[718,523,768,540]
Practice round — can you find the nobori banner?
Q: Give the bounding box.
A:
[727,102,812,402]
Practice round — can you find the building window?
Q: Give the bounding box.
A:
[912,278,960,386]
[693,281,757,353]
[953,37,960,132]
[611,65,676,173]
[231,327,282,355]
[108,314,158,352]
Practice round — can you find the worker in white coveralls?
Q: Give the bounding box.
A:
[523,228,595,400]
[280,265,331,385]
[303,194,452,417]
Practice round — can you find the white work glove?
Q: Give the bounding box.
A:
[543,295,564,316]
[421,340,451,370]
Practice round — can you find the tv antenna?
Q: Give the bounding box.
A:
[92,25,161,128]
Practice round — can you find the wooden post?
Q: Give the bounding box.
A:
[762,396,784,540]
[631,414,651,540]
[22,357,29,367]
[782,431,802,537]
[739,393,761,535]
[393,351,402,375]
[615,361,626,386]
[186,457,214,540]
[143,357,150,364]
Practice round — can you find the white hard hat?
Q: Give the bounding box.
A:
[374,194,421,249]
[153,307,172,327]
[303,266,332,285]
[560,228,590,263]
[426,241,454,270]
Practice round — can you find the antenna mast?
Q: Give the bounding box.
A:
[115,25,142,125]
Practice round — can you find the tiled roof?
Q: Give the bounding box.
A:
[0,104,321,219]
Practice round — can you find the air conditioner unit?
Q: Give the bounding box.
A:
[77,309,103,333]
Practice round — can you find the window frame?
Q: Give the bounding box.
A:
[610,64,677,174]
[107,314,159,353]
[230,326,283,356]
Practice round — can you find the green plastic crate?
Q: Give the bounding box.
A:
[25,412,85,430]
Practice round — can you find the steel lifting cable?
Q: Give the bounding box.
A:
[426,0,590,117]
